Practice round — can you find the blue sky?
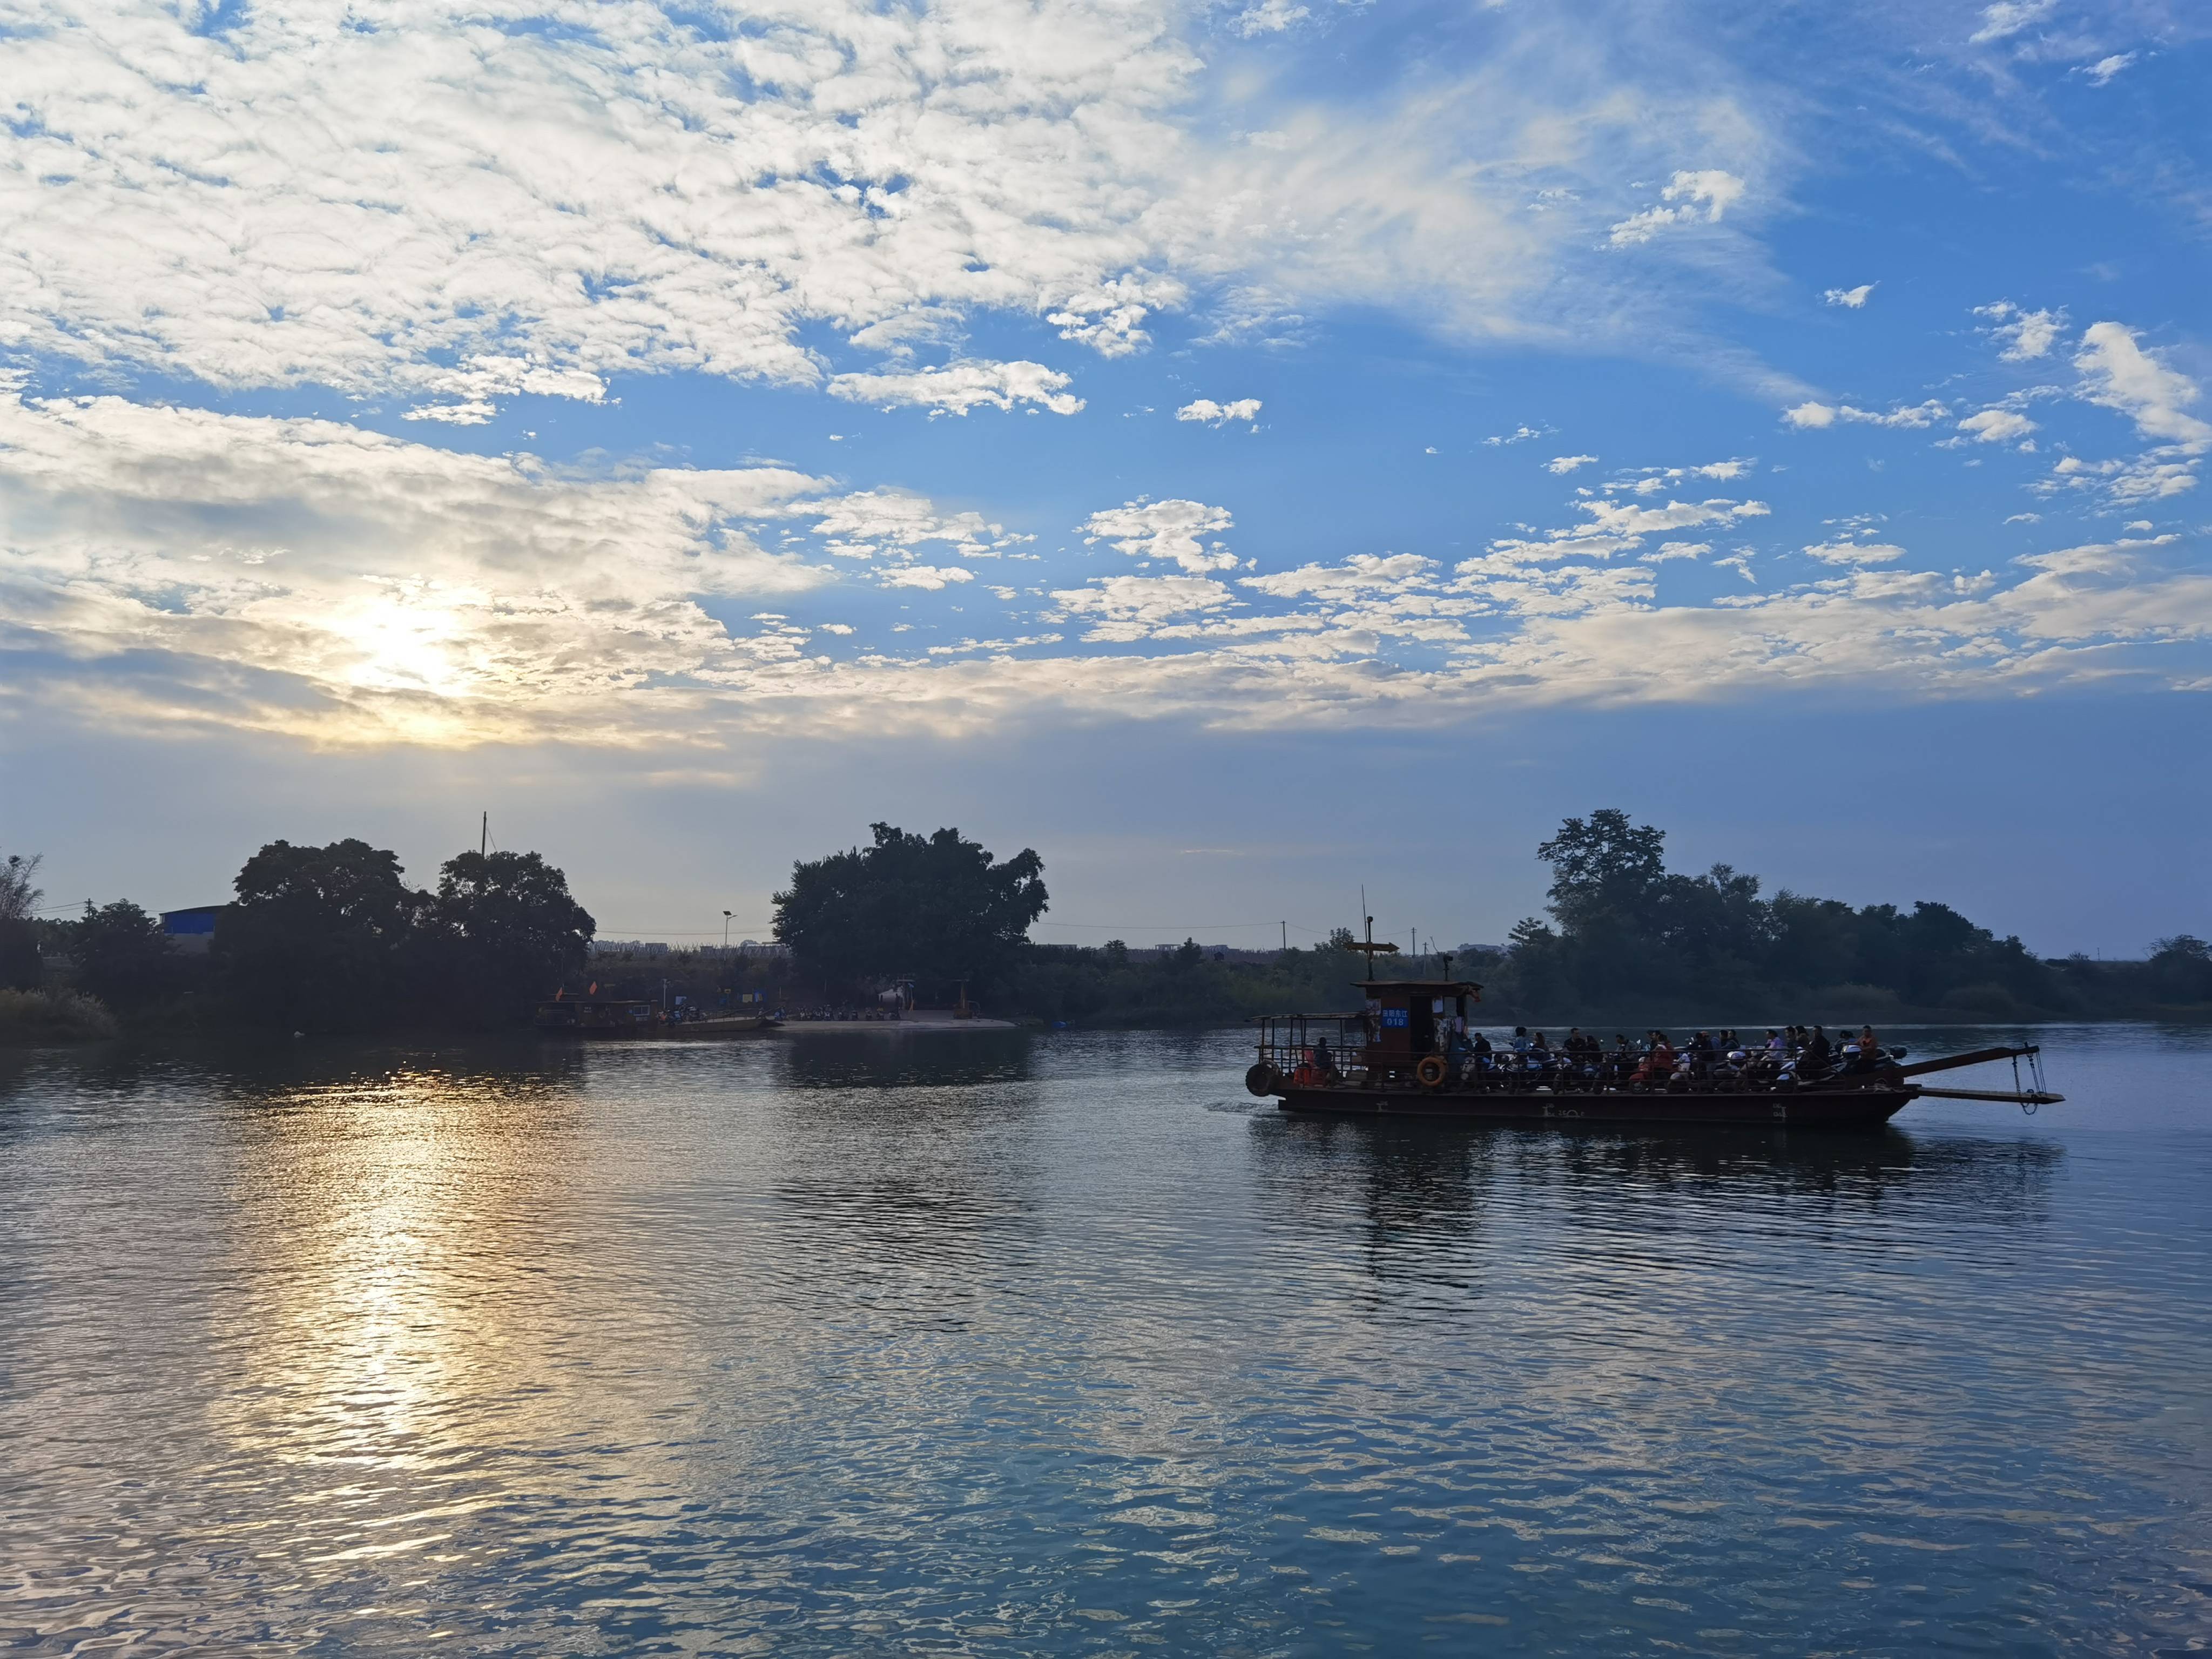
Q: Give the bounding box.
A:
[1,0,2207,956]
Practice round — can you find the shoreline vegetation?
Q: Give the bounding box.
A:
[3,812,2208,1047]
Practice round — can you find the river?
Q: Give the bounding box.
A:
[3,1022,2208,1655]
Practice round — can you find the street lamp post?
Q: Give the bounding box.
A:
[723,909,733,953]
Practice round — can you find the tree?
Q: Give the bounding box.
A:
[0,851,41,990]
[66,901,180,1011]
[1537,810,1669,935]
[430,850,595,1024]
[774,824,1048,998]
[218,839,427,1030]
[2147,935,2212,1004]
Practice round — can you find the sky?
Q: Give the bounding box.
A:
[2,0,2208,957]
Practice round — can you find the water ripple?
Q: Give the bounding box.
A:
[1,1024,2208,1655]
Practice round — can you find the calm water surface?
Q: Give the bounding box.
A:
[3,1023,2209,1656]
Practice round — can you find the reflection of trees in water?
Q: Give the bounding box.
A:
[772,1030,1035,1092]
[0,1031,592,1112]
[1249,1117,2064,1293]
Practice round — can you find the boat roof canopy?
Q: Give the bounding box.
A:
[1356,980,1485,996]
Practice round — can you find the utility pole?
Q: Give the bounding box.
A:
[1281,920,1287,952]
[480,811,488,857]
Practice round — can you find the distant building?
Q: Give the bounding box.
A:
[160,905,225,955]
[591,940,671,958]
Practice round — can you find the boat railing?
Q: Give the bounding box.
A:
[1251,1013,2007,1095]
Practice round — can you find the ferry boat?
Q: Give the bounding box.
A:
[1248,975,2059,1129]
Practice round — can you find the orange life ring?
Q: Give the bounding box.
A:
[1415,1054,1449,1088]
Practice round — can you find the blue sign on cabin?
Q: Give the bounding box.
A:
[1381,1007,1409,1028]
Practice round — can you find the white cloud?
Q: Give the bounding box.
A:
[1050,574,1235,640]
[2079,52,2136,84]
[1579,496,1770,537]
[1243,553,1436,602]
[1232,0,1310,36]
[10,389,2212,740]
[1823,285,1876,309]
[0,0,1202,416]
[1975,302,2066,361]
[878,565,977,591]
[1080,500,1239,574]
[1546,454,1599,474]
[1608,170,1748,246]
[1969,0,2055,44]
[1176,398,1264,427]
[1957,407,2039,443]
[1485,426,1544,447]
[0,0,1801,429]
[1783,400,1946,430]
[2035,454,2194,504]
[828,361,1085,417]
[806,491,1022,561]
[1642,541,1709,563]
[2073,323,2212,451]
[1801,541,1908,565]
[0,391,842,738]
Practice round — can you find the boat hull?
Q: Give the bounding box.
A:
[652,1015,781,1038]
[1274,1084,1913,1129]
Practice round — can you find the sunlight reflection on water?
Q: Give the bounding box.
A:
[1,1025,2208,1655]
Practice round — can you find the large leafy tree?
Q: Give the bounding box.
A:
[1537,809,1669,935]
[67,900,181,1011]
[431,850,595,1024]
[218,839,427,1030]
[774,824,1047,998]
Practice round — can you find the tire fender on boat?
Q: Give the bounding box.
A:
[1414,1055,1448,1089]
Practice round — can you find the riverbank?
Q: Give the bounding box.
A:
[781,1011,1021,1033]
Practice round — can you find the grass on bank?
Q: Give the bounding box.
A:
[0,988,120,1044]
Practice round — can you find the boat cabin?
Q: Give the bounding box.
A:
[1358,979,1483,1078]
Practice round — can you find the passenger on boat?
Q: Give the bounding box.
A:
[1510,1026,1531,1057]
[1689,1031,1715,1075]
[1312,1037,1340,1080]
[1442,1026,1473,1082]
[1844,1024,1882,1074]
[1633,1033,1676,1085]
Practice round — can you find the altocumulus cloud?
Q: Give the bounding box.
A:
[6,392,2212,745]
[0,0,1793,424]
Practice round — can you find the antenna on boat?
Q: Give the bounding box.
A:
[1350,911,1400,976]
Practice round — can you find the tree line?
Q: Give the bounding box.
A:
[4,840,595,1034]
[1473,808,2212,1022]
[5,810,2208,1042]
[765,811,2211,1025]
